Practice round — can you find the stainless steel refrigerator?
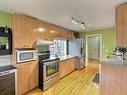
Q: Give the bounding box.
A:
[68,38,85,70]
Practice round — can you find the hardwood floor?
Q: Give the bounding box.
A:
[25,60,100,95]
[87,59,100,69]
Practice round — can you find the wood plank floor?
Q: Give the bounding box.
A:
[25,60,100,95]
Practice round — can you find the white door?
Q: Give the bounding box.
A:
[88,36,100,60]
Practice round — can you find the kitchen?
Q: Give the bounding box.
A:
[0,0,127,95]
[0,13,86,95]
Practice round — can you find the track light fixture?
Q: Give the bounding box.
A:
[71,17,88,30]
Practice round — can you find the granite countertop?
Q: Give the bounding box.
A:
[58,55,76,61]
[0,65,17,72]
[101,59,127,66]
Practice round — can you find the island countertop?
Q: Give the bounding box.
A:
[101,59,127,66]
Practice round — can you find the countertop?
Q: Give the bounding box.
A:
[58,55,76,61]
[0,65,17,72]
[101,59,127,66]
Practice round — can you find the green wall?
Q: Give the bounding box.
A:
[0,10,12,28]
[80,28,116,59]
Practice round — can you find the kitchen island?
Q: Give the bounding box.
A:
[100,59,127,95]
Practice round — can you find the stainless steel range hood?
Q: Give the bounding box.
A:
[36,39,54,45]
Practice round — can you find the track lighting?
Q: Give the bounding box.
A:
[71,17,88,30]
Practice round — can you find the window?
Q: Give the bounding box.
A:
[49,40,67,56]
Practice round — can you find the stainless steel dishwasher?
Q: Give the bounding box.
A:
[0,65,17,95]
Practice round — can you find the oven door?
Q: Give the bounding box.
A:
[43,60,59,81]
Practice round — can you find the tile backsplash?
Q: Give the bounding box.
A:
[0,55,11,66]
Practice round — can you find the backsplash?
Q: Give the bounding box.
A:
[0,55,11,66]
[37,45,49,52]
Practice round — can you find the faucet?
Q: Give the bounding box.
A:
[114,46,127,62]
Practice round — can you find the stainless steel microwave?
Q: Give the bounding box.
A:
[16,49,38,63]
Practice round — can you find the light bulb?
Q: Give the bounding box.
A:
[72,19,74,23]
[74,22,77,24]
[81,23,84,27]
[83,26,86,29]
[86,28,89,30]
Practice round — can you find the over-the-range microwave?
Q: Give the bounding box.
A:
[16,48,38,63]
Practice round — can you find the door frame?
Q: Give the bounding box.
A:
[86,34,102,61]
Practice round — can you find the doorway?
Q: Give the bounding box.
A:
[86,34,102,68]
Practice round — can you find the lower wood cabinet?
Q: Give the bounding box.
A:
[60,58,75,79]
[17,61,38,95]
[100,63,127,95]
[60,61,67,78]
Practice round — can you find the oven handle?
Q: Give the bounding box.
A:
[43,60,60,65]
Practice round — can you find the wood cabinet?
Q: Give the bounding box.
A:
[17,61,38,95]
[12,14,75,94]
[60,61,67,78]
[28,61,38,91]
[60,58,76,79]
[17,63,28,95]
[12,14,37,48]
[116,3,127,46]
[12,14,74,46]
[100,63,127,95]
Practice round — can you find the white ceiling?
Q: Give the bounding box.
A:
[0,0,126,32]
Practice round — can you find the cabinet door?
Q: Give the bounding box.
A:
[116,4,127,46]
[17,63,29,95]
[28,61,38,90]
[13,14,38,48]
[70,58,75,72]
[29,18,38,48]
[13,15,26,48]
[60,61,67,79]
[66,58,75,74]
[60,58,76,79]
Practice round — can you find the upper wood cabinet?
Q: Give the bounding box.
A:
[116,3,127,46]
[12,14,74,48]
[12,14,37,48]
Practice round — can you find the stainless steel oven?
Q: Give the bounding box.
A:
[39,51,60,90]
[43,60,59,81]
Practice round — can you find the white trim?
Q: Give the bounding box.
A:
[86,34,102,61]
